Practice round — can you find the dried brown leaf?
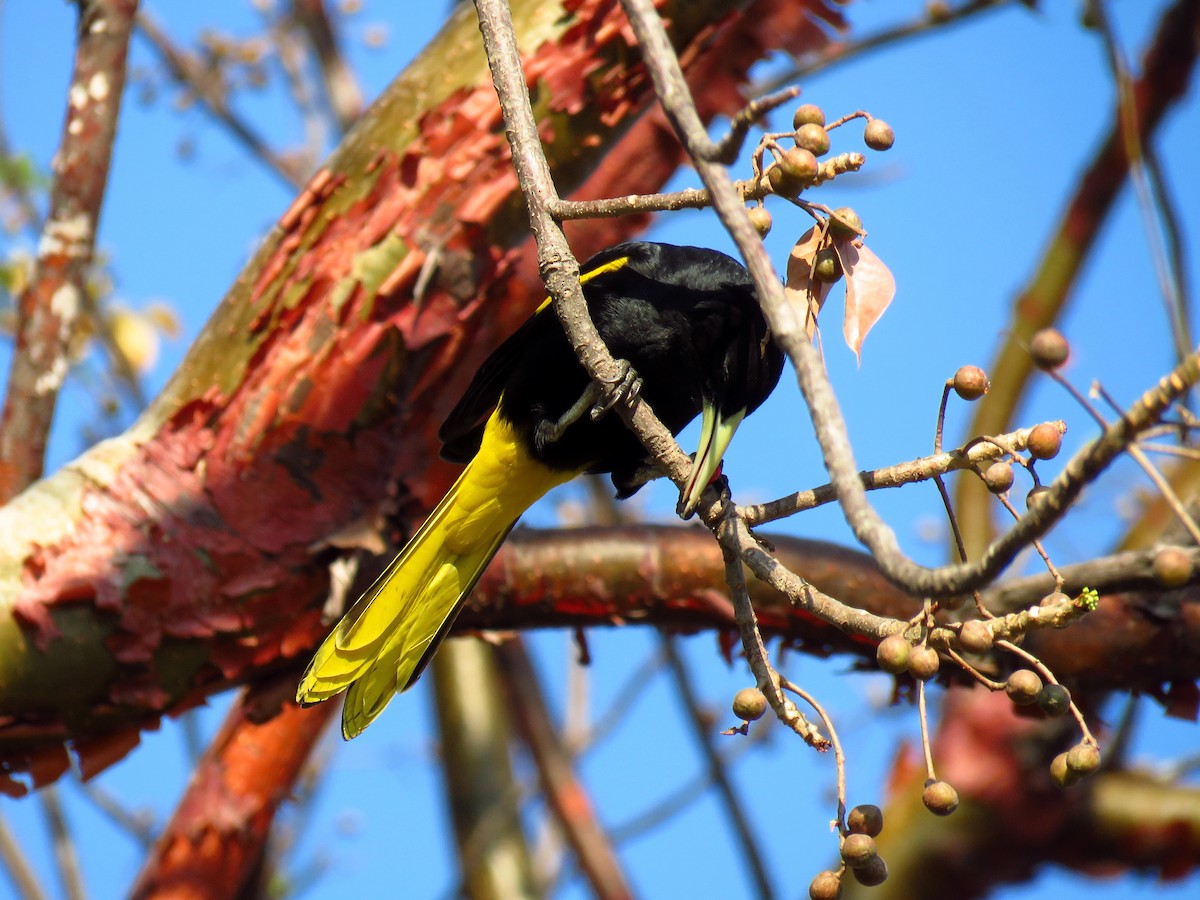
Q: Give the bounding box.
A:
[834,240,895,360]
[784,225,833,341]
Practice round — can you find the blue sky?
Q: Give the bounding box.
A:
[2,1,1199,898]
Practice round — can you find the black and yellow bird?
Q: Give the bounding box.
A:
[297,242,785,738]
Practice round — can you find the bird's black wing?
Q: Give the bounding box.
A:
[439,245,644,463]
[438,308,558,462]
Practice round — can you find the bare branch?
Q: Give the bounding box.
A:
[0,0,138,502]
[494,640,632,900]
[135,10,305,189]
[290,0,364,133]
[662,637,775,899]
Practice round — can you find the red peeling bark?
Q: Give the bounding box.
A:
[0,0,848,789]
[128,681,336,900]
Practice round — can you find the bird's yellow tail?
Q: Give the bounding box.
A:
[297,412,573,738]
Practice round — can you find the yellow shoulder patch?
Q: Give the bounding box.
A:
[534,254,631,314]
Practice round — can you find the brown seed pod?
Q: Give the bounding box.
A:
[847,804,884,837]
[732,687,768,721]
[1066,742,1102,776]
[840,833,878,869]
[795,122,831,156]
[922,780,959,816]
[1151,546,1192,588]
[983,461,1015,494]
[1050,752,1082,788]
[1026,485,1052,511]
[952,365,989,400]
[1005,668,1043,706]
[1027,422,1062,460]
[1037,683,1072,717]
[1030,327,1070,370]
[808,869,842,900]
[793,103,827,129]
[864,118,895,150]
[957,620,993,654]
[746,206,773,237]
[907,645,941,681]
[828,207,863,241]
[813,248,843,283]
[851,855,889,887]
[876,634,911,675]
[767,147,819,197]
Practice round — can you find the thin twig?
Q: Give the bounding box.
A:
[290,0,363,133]
[1049,368,1200,546]
[606,732,764,844]
[40,787,85,900]
[780,678,847,832]
[760,0,1014,91]
[79,781,156,848]
[1091,0,1193,374]
[0,811,48,900]
[266,7,325,174]
[738,422,1060,526]
[473,0,695,499]
[135,10,304,189]
[715,523,828,749]
[494,640,632,900]
[661,636,776,899]
[916,680,937,782]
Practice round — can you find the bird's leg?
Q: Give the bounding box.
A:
[534,361,642,451]
[590,359,642,421]
[534,382,601,450]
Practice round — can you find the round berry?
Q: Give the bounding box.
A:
[864,118,895,150]
[1027,423,1062,460]
[952,365,989,401]
[847,804,883,837]
[1037,683,1072,717]
[958,620,993,654]
[813,248,843,283]
[1050,751,1081,788]
[808,869,842,900]
[907,645,940,681]
[768,147,818,197]
[828,207,863,242]
[840,832,877,869]
[983,461,1014,494]
[876,634,911,674]
[1152,546,1192,588]
[1040,590,1070,608]
[851,855,889,887]
[1026,485,1052,511]
[1066,742,1101,776]
[1030,328,1070,370]
[1005,669,1043,706]
[732,687,768,721]
[795,122,831,156]
[922,780,959,816]
[793,103,826,129]
[746,206,773,237]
